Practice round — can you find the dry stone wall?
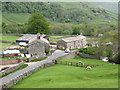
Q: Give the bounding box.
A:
[0,51,77,90]
[0,59,19,65]
[0,62,24,76]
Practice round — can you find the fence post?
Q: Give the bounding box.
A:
[65,61,67,65]
[55,60,57,64]
[76,63,78,67]
[44,64,46,67]
[60,61,62,64]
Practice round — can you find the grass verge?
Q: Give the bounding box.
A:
[31,57,47,62]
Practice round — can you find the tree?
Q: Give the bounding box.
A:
[72,27,80,35]
[27,13,50,34]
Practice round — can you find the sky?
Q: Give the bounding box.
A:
[2,0,120,2]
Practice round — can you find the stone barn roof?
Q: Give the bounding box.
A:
[62,35,86,43]
[28,41,45,46]
[16,34,37,42]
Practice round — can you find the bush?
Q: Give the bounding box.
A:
[79,47,98,55]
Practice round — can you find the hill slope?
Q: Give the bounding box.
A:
[2,2,118,24]
[94,2,118,13]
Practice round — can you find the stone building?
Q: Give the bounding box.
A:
[57,34,87,49]
[16,33,49,58]
[28,41,46,58]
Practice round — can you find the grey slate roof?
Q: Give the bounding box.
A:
[16,34,37,42]
[28,41,44,46]
[62,35,86,42]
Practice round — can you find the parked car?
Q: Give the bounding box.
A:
[65,48,70,53]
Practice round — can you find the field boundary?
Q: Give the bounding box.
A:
[0,51,77,89]
[56,60,103,68]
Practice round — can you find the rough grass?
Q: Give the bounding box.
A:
[11,57,118,88]
[1,35,20,42]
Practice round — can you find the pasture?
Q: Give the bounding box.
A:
[49,35,73,43]
[0,42,12,47]
[12,57,118,88]
[2,13,30,24]
[1,35,20,42]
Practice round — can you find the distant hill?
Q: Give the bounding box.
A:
[93,2,118,13]
[2,2,118,25]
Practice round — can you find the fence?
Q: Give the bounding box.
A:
[55,61,103,68]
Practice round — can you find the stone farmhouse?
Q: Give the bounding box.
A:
[57,34,87,49]
[16,33,49,59]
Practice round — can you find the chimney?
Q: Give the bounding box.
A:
[37,33,41,39]
[80,33,83,36]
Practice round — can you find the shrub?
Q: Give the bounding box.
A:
[79,47,98,55]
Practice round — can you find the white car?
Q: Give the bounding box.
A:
[65,48,70,53]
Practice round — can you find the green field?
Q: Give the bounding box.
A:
[1,35,20,42]
[12,57,118,88]
[0,42,12,47]
[0,56,18,61]
[49,35,73,43]
[50,36,66,38]
[2,13,30,24]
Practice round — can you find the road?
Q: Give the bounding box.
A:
[0,50,68,87]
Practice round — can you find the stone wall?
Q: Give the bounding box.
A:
[62,51,76,59]
[0,51,77,90]
[28,41,46,58]
[0,62,24,76]
[0,40,15,44]
[0,59,19,65]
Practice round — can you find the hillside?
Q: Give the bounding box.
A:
[1,2,118,36]
[2,2,118,24]
[94,2,118,13]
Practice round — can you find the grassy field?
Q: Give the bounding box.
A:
[12,57,118,88]
[49,35,73,43]
[0,56,18,61]
[2,13,30,24]
[0,42,12,47]
[0,35,19,50]
[1,35,20,42]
